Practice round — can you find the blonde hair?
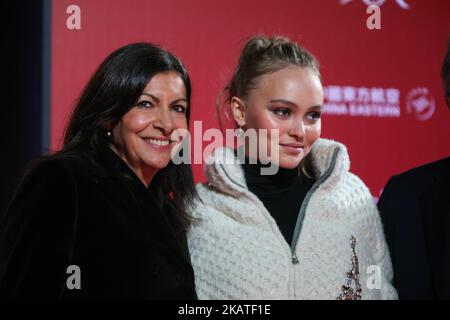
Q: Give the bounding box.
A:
[217,35,320,129]
[217,35,320,178]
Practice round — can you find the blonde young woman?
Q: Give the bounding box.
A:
[187,36,397,300]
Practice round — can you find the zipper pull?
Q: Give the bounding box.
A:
[291,251,299,264]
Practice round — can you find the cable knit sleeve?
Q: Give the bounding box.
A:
[349,173,398,300]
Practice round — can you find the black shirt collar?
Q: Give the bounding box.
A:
[240,154,315,197]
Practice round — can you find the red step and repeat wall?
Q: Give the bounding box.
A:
[51,0,450,199]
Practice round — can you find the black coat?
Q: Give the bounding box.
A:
[378,156,450,299]
[0,145,197,299]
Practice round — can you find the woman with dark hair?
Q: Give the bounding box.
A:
[187,36,397,300]
[0,43,198,299]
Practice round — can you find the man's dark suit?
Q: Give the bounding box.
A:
[378,156,450,299]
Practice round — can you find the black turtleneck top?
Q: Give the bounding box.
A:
[242,159,315,246]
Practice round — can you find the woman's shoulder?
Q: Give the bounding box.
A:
[15,150,99,197]
[187,182,239,222]
[2,153,91,230]
[343,171,372,194]
[339,171,378,217]
[310,169,377,222]
[27,151,92,180]
[187,183,218,218]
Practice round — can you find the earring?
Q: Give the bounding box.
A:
[237,127,244,137]
[106,131,112,138]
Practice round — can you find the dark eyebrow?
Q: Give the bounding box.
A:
[269,99,297,107]
[171,98,188,105]
[309,104,324,111]
[269,99,323,110]
[141,93,187,105]
[141,93,160,103]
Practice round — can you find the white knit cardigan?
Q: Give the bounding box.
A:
[187,139,397,300]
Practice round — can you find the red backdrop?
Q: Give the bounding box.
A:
[51,0,450,199]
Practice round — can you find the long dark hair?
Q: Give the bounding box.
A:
[62,42,198,229]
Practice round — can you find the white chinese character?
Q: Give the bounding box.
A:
[357,87,370,103]
[371,88,385,103]
[326,86,343,102]
[343,86,357,102]
[386,88,400,104]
